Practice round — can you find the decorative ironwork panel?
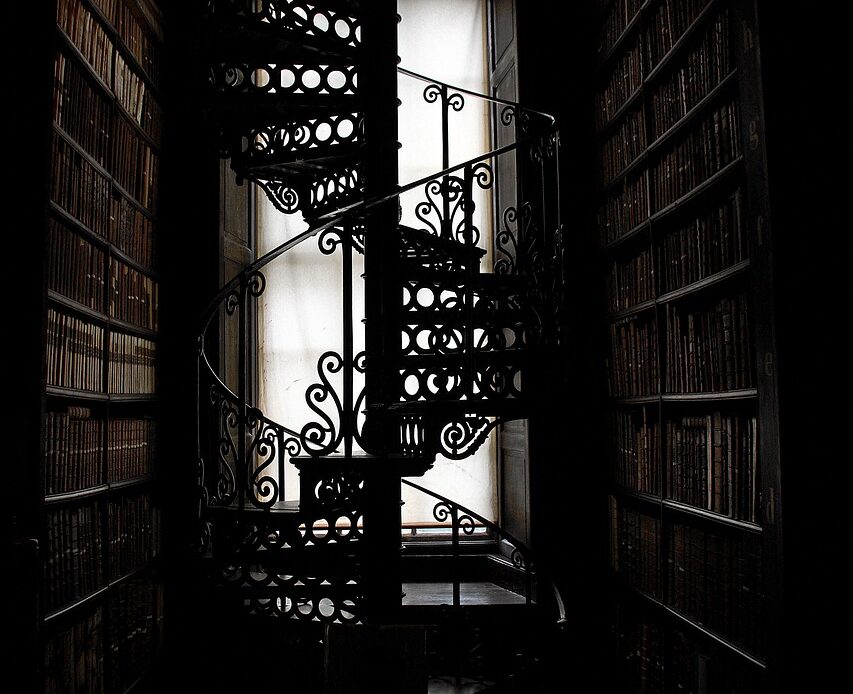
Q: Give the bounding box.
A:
[236,113,363,164]
[209,62,358,96]
[207,0,362,50]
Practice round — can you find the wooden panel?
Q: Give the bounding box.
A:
[491,0,515,70]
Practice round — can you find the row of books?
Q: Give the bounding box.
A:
[668,629,765,694]
[48,217,106,313]
[57,0,113,87]
[651,101,741,211]
[643,0,710,73]
[45,407,101,496]
[44,493,157,611]
[51,132,113,238]
[598,173,648,246]
[44,409,157,495]
[607,246,654,314]
[60,0,162,89]
[657,188,746,294]
[44,606,105,694]
[109,257,159,330]
[46,309,105,392]
[596,39,643,129]
[612,406,660,496]
[91,0,163,86]
[649,9,732,140]
[612,609,663,694]
[109,580,161,694]
[51,131,157,271]
[44,502,103,612]
[664,294,753,393]
[112,193,156,269]
[667,522,763,654]
[108,417,157,483]
[600,108,647,185]
[597,0,643,59]
[666,414,758,522]
[115,50,164,143]
[113,114,159,212]
[610,500,661,598]
[608,315,659,398]
[107,332,157,394]
[53,52,112,170]
[107,494,155,581]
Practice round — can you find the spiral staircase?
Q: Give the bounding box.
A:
[193,1,567,690]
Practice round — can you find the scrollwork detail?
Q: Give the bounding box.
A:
[300,352,345,456]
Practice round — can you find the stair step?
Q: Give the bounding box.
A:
[399,308,527,324]
[398,350,526,369]
[204,18,361,63]
[387,399,526,417]
[208,97,364,121]
[402,581,529,608]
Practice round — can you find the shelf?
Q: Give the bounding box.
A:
[662,499,762,533]
[45,386,157,403]
[47,291,158,339]
[646,69,739,155]
[597,10,643,72]
[622,583,767,669]
[602,219,651,253]
[47,290,106,325]
[46,386,110,401]
[43,585,109,624]
[56,24,160,155]
[600,149,649,196]
[613,486,661,506]
[44,477,154,506]
[43,563,154,625]
[611,394,660,405]
[55,26,115,100]
[656,259,751,304]
[53,123,155,220]
[661,389,757,402]
[49,203,158,278]
[649,157,743,224]
[644,0,720,85]
[115,98,161,154]
[597,85,644,136]
[82,0,163,98]
[108,393,158,403]
[661,603,767,669]
[109,315,159,340]
[44,484,110,505]
[609,298,656,321]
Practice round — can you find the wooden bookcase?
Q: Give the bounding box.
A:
[9,0,167,691]
[594,0,780,690]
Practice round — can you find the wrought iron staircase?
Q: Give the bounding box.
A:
[194,0,566,688]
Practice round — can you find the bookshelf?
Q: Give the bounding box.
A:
[595,0,779,690]
[25,0,167,691]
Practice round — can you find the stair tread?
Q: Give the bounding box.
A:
[205,21,360,62]
[402,581,530,607]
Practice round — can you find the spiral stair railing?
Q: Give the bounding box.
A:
[195,2,566,641]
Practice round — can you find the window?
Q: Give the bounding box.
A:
[254,0,497,525]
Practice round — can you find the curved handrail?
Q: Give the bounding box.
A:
[198,127,555,339]
[402,478,567,627]
[397,66,556,127]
